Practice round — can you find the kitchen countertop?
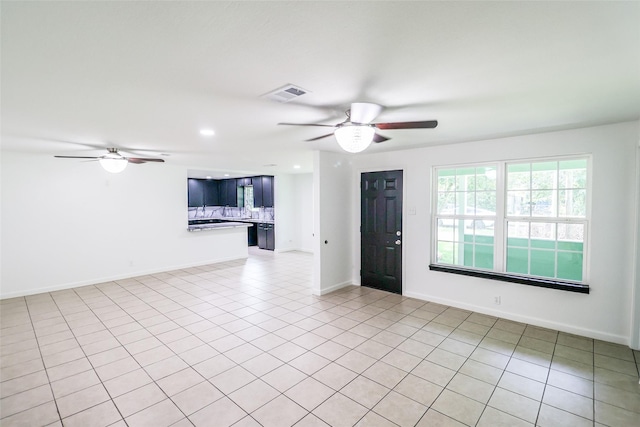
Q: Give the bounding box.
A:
[190,218,275,225]
[187,222,253,232]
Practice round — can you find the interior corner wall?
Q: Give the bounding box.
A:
[351,121,640,346]
[312,151,353,296]
[293,173,314,253]
[273,174,296,252]
[632,140,640,350]
[0,152,249,299]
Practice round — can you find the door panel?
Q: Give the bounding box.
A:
[361,170,403,294]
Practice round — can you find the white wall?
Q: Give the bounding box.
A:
[294,173,314,253]
[1,152,249,299]
[351,121,640,346]
[313,151,353,295]
[273,173,313,253]
[274,174,296,252]
[632,143,640,349]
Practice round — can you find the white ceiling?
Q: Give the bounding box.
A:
[2,1,639,175]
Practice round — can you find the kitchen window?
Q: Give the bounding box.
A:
[430,157,589,293]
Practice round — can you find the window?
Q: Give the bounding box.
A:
[432,157,589,292]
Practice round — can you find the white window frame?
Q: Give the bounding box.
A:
[431,155,591,287]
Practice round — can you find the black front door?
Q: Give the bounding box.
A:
[361,170,403,294]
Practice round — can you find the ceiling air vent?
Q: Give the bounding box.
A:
[263,84,309,103]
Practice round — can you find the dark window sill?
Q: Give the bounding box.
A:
[429,264,589,294]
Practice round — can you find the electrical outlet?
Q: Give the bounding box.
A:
[494,296,501,305]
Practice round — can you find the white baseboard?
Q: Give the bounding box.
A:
[275,247,313,254]
[0,255,249,300]
[314,281,353,296]
[404,290,630,346]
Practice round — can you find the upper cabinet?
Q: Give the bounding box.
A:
[219,179,237,207]
[251,175,273,208]
[188,175,273,208]
[203,180,219,206]
[252,176,263,207]
[188,179,205,207]
[262,176,274,208]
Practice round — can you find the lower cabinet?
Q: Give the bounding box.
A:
[257,223,275,251]
[247,224,258,246]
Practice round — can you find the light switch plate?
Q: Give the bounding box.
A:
[408,206,416,215]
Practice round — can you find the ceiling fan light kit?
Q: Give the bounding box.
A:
[334,123,375,153]
[54,147,164,172]
[98,154,128,173]
[278,102,437,154]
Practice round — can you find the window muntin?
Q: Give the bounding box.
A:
[433,157,588,285]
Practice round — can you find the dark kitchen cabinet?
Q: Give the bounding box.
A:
[266,223,275,250]
[252,176,263,207]
[257,223,275,251]
[226,180,237,206]
[203,180,219,206]
[251,176,274,208]
[247,223,258,246]
[262,176,274,208]
[217,179,237,207]
[188,179,205,207]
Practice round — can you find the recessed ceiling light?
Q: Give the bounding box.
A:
[293,165,301,169]
[199,129,215,137]
[224,174,230,177]
[205,176,212,179]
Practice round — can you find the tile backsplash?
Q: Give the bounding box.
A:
[188,206,274,221]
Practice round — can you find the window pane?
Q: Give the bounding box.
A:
[557,252,583,281]
[475,244,494,269]
[437,241,454,264]
[455,168,475,190]
[476,191,496,213]
[530,222,556,249]
[558,223,584,243]
[438,172,456,192]
[507,248,528,274]
[437,192,455,214]
[530,249,555,278]
[476,166,497,190]
[559,159,587,189]
[531,190,554,216]
[507,191,531,216]
[462,193,476,214]
[472,222,494,269]
[531,162,557,190]
[507,221,529,245]
[559,189,586,217]
[507,164,530,190]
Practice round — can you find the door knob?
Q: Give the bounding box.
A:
[395,240,401,245]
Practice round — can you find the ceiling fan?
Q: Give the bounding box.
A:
[54,147,165,173]
[278,102,438,153]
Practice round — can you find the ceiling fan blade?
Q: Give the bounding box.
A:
[54,155,101,159]
[305,133,335,142]
[374,120,438,130]
[127,158,165,164]
[350,103,383,124]
[372,133,390,143]
[278,122,336,127]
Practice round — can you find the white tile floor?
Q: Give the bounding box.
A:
[1,248,639,427]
